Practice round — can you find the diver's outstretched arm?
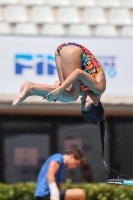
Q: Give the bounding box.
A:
[46,68,106,101]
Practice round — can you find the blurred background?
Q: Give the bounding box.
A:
[0,0,133,184]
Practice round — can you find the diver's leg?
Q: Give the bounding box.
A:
[58,46,82,98]
[12,81,58,105]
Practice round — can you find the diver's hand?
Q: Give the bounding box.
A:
[46,86,63,102]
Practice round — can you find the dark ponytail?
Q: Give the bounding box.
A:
[99,118,109,170]
[81,100,107,164]
[99,119,106,161]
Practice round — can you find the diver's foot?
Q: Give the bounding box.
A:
[12,81,33,106]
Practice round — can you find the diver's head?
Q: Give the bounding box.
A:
[80,94,104,123]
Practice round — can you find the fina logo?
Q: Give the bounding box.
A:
[97,56,117,78]
[15,54,56,75]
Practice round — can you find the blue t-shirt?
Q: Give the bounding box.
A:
[34,153,64,197]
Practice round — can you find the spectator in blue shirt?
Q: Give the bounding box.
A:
[34,148,86,200]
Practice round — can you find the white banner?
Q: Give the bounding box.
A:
[0,36,132,97]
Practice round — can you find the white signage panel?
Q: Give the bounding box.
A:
[0,36,132,97]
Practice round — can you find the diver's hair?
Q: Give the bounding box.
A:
[81,101,106,160]
[65,148,85,166]
[99,119,106,161]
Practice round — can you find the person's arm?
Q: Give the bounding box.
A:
[46,69,106,101]
[60,68,105,94]
[46,80,81,102]
[46,161,60,200]
[53,79,81,102]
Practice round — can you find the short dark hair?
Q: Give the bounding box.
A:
[81,101,106,161]
[65,148,85,166]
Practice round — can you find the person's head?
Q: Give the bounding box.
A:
[80,93,106,161]
[64,148,85,169]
